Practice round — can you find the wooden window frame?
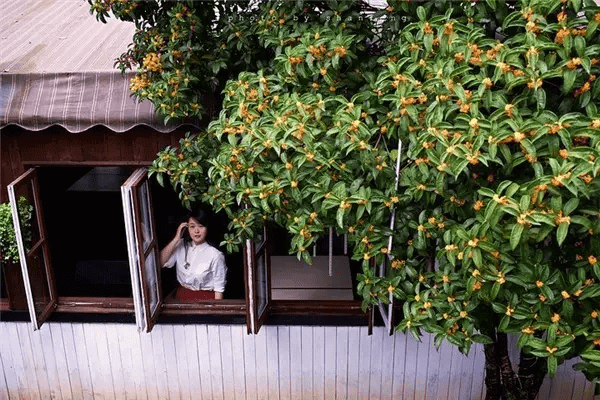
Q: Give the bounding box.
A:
[5,163,247,328]
[245,227,370,333]
[244,235,272,334]
[7,168,58,330]
[122,168,164,331]
[6,161,370,331]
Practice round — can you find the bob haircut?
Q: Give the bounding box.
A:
[186,207,210,227]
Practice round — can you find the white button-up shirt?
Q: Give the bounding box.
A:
[164,241,227,293]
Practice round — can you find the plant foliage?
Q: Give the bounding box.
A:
[91,0,600,385]
[0,198,33,265]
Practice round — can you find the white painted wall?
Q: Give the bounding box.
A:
[0,322,594,399]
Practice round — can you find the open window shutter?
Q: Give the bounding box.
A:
[121,168,162,332]
[244,229,271,334]
[7,168,57,330]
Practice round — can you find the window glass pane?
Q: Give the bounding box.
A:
[11,181,39,249]
[256,249,268,316]
[25,245,51,313]
[138,181,152,252]
[144,250,159,314]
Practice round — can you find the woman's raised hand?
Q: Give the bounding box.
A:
[176,222,188,239]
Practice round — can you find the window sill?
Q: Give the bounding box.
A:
[161,299,246,316]
[56,296,248,316]
[270,300,366,316]
[56,297,134,314]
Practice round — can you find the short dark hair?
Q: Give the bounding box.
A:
[186,207,210,227]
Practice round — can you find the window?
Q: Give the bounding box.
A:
[8,166,375,333]
[121,168,161,331]
[7,166,255,332]
[243,231,270,334]
[249,225,372,332]
[7,168,57,330]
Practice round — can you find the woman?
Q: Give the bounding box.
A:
[160,209,227,300]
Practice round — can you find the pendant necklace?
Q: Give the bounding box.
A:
[184,243,190,269]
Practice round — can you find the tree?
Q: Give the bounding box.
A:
[91,0,600,398]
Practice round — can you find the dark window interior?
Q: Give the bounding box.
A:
[37,166,244,300]
[1,269,7,298]
[38,167,136,297]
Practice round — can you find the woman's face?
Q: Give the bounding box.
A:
[187,217,207,245]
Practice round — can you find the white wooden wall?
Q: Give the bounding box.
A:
[0,321,594,400]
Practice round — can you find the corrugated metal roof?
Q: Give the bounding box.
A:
[0,0,136,73]
[0,0,197,132]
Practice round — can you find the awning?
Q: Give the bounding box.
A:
[0,0,199,133]
[0,72,183,133]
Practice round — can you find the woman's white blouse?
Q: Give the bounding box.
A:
[164,241,227,293]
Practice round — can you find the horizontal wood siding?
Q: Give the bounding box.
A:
[0,321,593,400]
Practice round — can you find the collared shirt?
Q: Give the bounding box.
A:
[164,241,227,293]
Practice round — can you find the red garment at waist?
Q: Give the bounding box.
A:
[175,286,215,300]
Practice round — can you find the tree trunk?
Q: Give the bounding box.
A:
[496,332,521,400]
[482,330,547,400]
[515,348,547,399]
[483,341,502,400]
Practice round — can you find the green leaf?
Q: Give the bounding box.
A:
[491,282,501,300]
[510,224,524,250]
[535,89,546,110]
[417,6,426,21]
[472,248,482,268]
[472,334,493,344]
[580,91,591,108]
[564,70,576,93]
[301,250,312,266]
[519,195,530,212]
[506,183,520,198]
[582,350,600,362]
[550,195,562,211]
[505,276,528,288]
[547,355,558,377]
[578,284,600,300]
[547,323,557,345]
[517,334,531,349]
[423,34,433,53]
[563,198,579,215]
[588,20,599,38]
[540,285,555,302]
[336,208,345,229]
[556,222,568,246]
[484,201,498,222]
[574,36,586,57]
[499,315,510,331]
